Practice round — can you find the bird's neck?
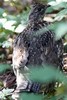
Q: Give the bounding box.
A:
[29,18,43,24]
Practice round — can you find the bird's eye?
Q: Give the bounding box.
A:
[38,8,41,11]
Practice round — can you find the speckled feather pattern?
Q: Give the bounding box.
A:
[13,21,63,69]
[12,4,63,98]
[13,2,63,73]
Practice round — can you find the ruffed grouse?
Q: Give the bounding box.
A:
[12,1,63,99]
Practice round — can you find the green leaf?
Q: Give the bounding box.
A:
[64,96,67,100]
[2,41,12,48]
[48,22,67,40]
[55,9,67,21]
[48,0,55,1]
[0,8,4,17]
[51,2,67,10]
[28,65,67,83]
[6,15,16,20]
[19,65,67,100]
[0,64,11,74]
[4,29,13,35]
[20,93,43,100]
[55,23,67,40]
[65,34,67,40]
[0,32,7,44]
[29,65,55,82]
[46,7,54,13]
[15,24,26,33]
[0,37,6,43]
[0,88,14,99]
[0,32,6,37]
[64,42,67,53]
[3,20,16,31]
[0,23,3,28]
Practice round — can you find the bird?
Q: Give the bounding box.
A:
[12,1,63,99]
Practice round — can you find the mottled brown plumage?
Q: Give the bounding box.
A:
[13,3,63,69]
[12,1,63,98]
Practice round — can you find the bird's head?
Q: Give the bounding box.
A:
[29,1,50,21]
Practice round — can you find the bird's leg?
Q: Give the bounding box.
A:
[12,66,29,100]
[12,67,20,100]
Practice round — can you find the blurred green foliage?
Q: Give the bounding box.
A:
[46,1,67,41]
[0,6,30,48]
[19,65,67,100]
[0,63,11,74]
[0,0,67,100]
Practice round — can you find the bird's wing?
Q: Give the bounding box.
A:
[40,30,63,69]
